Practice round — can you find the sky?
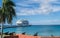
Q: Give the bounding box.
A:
[0,0,60,25]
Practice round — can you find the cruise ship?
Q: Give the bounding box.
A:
[0,20,31,29]
[16,20,30,26]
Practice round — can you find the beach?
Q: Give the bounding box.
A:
[2,34,60,38]
[0,25,60,38]
[16,34,60,38]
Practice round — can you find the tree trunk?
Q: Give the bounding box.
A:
[1,23,3,38]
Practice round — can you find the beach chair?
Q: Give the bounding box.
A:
[3,32,9,35]
[51,34,54,37]
[33,32,38,36]
[8,32,15,35]
[22,32,26,35]
[0,32,1,35]
[4,35,18,38]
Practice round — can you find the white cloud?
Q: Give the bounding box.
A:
[52,7,60,12]
[31,19,60,25]
[16,0,60,16]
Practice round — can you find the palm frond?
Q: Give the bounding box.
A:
[5,0,15,6]
[7,15,13,24]
[1,0,16,24]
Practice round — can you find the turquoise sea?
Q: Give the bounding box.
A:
[0,25,60,36]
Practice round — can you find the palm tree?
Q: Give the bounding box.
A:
[0,7,5,38]
[5,0,16,23]
[0,7,2,23]
[0,0,16,38]
[2,0,16,23]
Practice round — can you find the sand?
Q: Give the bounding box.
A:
[16,34,60,38]
[0,34,60,38]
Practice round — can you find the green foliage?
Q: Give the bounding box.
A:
[0,0,16,24]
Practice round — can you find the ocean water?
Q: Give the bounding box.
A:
[0,25,60,36]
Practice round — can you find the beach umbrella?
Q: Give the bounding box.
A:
[0,0,16,38]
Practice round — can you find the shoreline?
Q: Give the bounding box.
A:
[16,34,60,37]
[0,34,60,38]
[16,34,60,38]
